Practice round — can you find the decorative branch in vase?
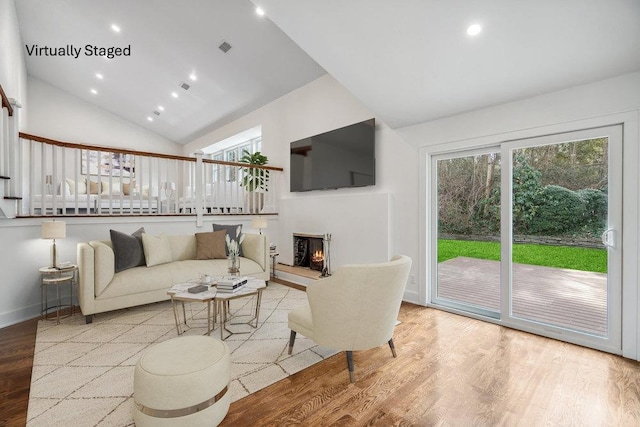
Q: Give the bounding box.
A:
[226,226,244,275]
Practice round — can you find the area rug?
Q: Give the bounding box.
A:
[26,283,335,426]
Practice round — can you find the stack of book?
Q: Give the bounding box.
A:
[216,276,248,293]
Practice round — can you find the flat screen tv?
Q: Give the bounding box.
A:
[290,118,375,192]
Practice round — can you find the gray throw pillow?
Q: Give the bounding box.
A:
[110,227,146,273]
[212,223,244,256]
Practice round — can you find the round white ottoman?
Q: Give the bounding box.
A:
[134,335,231,426]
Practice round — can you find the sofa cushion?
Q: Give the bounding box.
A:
[195,230,227,260]
[168,235,197,261]
[110,227,146,273]
[142,233,172,267]
[213,224,244,256]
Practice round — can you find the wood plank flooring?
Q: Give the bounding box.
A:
[2,298,640,426]
[0,317,38,427]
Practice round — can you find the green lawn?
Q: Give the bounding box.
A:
[438,239,607,273]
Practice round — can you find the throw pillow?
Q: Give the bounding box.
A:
[141,233,173,267]
[88,180,100,194]
[122,180,136,196]
[195,230,227,260]
[101,181,123,196]
[212,223,244,256]
[110,227,146,273]
[66,178,87,195]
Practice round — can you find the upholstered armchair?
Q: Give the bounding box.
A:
[287,255,412,382]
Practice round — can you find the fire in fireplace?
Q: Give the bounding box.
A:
[293,233,325,272]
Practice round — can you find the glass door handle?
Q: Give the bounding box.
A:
[601,228,616,249]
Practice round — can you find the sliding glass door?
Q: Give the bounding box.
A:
[431,125,622,352]
[432,148,501,318]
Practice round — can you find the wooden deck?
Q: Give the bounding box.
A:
[437,257,608,335]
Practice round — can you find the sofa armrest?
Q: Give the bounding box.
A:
[241,233,268,272]
[78,240,117,316]
[77,242,96,316]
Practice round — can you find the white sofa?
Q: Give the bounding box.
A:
[77,232,269,323]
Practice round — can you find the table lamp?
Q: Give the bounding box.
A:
[42,220,66,268]
[252,217,268,235]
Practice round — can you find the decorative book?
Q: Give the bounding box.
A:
[188,284,208,293]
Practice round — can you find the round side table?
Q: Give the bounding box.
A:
[39,265,77,323]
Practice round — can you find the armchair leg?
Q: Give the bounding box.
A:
[346,351,355,383]
[288,330,297,355]
[388,338,397,358]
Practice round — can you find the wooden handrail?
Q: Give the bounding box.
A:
[19,132,284,171]
[0,84,14,117]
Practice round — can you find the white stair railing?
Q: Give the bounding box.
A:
[17,133,282,218]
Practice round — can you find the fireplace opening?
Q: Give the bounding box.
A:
[293,233,325,271]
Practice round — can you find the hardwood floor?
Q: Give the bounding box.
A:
[0,317,38,427]
[3,302,640,426]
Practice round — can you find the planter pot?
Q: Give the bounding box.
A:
[244,192,264,214]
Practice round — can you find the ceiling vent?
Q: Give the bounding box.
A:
[179,82,190,91]
[153,110,161,116]
[219,41,232,53]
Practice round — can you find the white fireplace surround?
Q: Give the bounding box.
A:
[278,193,391,277]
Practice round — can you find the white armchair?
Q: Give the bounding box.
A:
[287,255,412,382]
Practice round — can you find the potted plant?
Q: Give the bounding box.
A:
[240,150,269,213]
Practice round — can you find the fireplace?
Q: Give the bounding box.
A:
[293,233,330,273]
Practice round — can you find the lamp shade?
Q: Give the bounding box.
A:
[252,217,268,230]
[42,221,66,240]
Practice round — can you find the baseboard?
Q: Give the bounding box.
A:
[0,303,41,329]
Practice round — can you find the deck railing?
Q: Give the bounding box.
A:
[17,133,283,218]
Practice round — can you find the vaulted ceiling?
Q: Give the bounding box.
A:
[256,0,640,129]
[15,0,326,143]
[16,0,640,144]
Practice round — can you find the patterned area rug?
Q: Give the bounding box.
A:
[27,283,335,426]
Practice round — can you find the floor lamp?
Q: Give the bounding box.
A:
[42,220,66,268]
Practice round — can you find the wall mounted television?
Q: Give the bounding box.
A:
[290,118,375,192]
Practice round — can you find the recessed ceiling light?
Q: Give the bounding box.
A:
[158,105,165,111]
[189,73,197,81]
[147,116,153,122]
[90,89,98,95]
[111,24,121,33]
[171,92,178,98]
[95,73,103,80]
[467,24,482,36]
[256,7,265,16]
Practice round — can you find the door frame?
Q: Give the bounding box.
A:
[420,111,639,359]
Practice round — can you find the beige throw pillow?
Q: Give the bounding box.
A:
[101,181,123,196]
[88,180,101,194]
[141,233,173,267]
[195,230,227,260]
[66,178,87,195]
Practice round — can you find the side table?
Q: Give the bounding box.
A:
[269,251,279,279]
[40,265,77,324]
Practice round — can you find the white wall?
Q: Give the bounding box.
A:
[0,0,27,126]
[184,75,421,302]
[397,71,640,359]
[25,76,180,155]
